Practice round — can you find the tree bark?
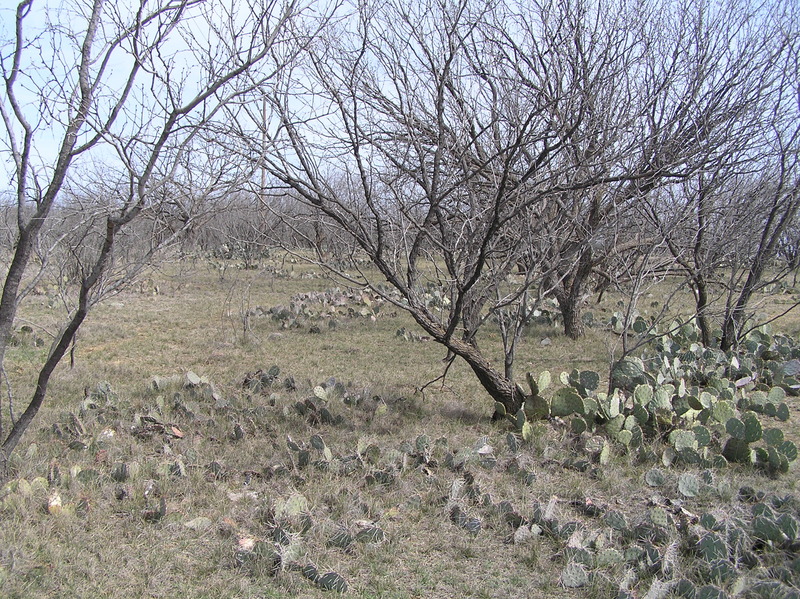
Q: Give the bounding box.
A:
[452,342,526,416]
[694,276,712,347]
[560,296,586,340]
[556,246,594,340]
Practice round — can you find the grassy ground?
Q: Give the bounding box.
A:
[1,255,798,598]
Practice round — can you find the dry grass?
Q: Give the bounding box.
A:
[1,256,799,598]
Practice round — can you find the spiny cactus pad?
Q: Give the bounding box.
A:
[595,548,624,567]
[317,571,348,593]
[550,388,584,418]
[603,510,628,531]
[560,563,589,588]
[650,507,671,528]
[670,429,698,452]
[696,533,727,561]
[678,473,701,497]
[645,468,666,487]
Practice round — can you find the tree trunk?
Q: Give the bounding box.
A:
[693,276,712,347]
[720,270,761,351]
[0,228,37,367]
[560,297,585,340]
[446,338,526,416]
[720,256,770,351]
[557,245,594,340]
[469,359,526,417]
[720,305,745,352]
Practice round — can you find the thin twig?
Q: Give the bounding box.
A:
[417,353,457,401]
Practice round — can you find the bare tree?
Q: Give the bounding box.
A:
[242,0,798,417]
[642,4,800,349]
[520,0,791,339]
[0,0,315,477]
[256,0,588,415]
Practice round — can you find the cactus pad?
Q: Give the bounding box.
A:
[741,412,763,443]
[560,563,589,588]
[317,571,348,592]
[550,388,584,418]
[650,507,671,529]
[722,438,753,464]
[645,468,666,487]
[696,533,727,561]
[678,472,700,497]
[670,429,698,452]
[604,510,628,531]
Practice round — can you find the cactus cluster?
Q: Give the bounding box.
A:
[529,484,800,598]
[266,287,393,330]
[242,365,282,394]
[232,490,352,592]
[7,324,46,348]
[286,433,335,470]
[5,352,798,598]
[509,322,799,475]
[489,332,799,594]
[645,322,800,400]
[675,492,800,598]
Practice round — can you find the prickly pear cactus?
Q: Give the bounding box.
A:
[560,563,589,588]
[550,388,584,418]
[611,358,648,392]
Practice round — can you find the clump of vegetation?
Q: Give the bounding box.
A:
[504,323,799,477]
[265,288,393,330]
[1,310,798,598]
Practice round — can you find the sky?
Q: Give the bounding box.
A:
[0,0,272,198]
[0,0,94,196]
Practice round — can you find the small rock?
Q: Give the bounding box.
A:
[512,524,536,544]
[46,491,62,515]
[476,444,494,455]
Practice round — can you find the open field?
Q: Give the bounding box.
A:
[1,256,799,599]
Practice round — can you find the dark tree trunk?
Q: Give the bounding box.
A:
[447,338,526,416]
[560,297,585,340]
[721,296,750,352]
[720,273,760,352]
[720,251,771,352]
[558,244,594,340]
[694,276,712,347]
